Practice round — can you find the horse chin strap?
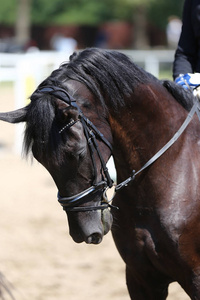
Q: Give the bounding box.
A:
[57,181,116,212]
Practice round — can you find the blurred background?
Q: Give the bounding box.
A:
[0,1,191,300]
[0,0,184,51]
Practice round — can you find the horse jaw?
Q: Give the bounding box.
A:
[0,107,27,123]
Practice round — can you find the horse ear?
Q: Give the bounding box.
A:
[0,107,28,124]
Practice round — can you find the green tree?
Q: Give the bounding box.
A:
[0,0,184,27]
[122,0,184,48]
[148,0,184,29]
[31,0,133,25]
[0,0,31,45]
[30,0,184,48]
[16,0,32,44]
[0,0,17,25]
[0,0,184,48]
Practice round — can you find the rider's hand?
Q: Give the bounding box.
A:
[175,73,200,90]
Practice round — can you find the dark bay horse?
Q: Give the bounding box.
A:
[0,48,200,299]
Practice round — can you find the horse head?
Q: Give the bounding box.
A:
[0,48,161,245]
[0,79,113,244]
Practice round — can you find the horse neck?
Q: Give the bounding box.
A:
[108,83,187,178]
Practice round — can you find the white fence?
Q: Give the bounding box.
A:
[0,49,175,155]
[121,49,175,77]
[0,51,71,154]
[0,49,175,84]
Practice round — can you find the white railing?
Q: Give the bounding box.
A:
[0,50,175,83]
[121,49,175,77]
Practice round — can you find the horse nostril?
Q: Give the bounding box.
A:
[86,233,102,244]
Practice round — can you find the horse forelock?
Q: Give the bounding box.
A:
[23,92,62,161]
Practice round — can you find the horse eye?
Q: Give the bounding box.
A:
[82,101,92,109]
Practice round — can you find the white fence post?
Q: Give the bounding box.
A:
[145,54,159,77]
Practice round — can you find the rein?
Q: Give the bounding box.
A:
[38,85,200,212]
[115,97,200,191]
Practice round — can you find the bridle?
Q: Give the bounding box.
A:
[38,85,115,212]
[38,85,200,213]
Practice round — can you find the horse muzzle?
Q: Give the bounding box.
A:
[57,181,115,244]
[67,208,113,244]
